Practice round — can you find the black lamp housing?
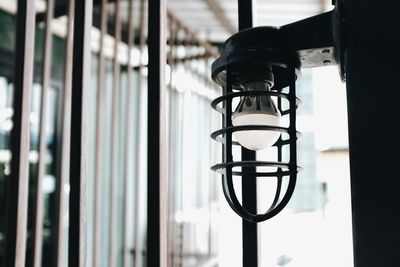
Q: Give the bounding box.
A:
[210,1,346,223]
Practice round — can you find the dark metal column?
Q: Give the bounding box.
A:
[147,0,167,265]
[345,0,400,266]
[5,0,36,266]
[238,0,258,266]
[68,0,92,266]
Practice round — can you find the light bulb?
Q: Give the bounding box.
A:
[232,80,281,151]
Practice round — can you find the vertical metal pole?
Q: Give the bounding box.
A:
[93,0,108,265]
[166,18,175,267]
[147,0,167,265]
[68,0,92,265]
[237,0,258,266]
[54,0,74,265]
[32,0,54,266]
[345,1,400,266]
[4,0,35,266]
[109,0,121,265]
[123,0,135,265]
[134,0,146,264]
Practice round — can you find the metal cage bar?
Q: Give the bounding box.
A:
[4,0,36,266]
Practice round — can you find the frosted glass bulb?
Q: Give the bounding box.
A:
[232,81,281,151]
[232,113,281,150]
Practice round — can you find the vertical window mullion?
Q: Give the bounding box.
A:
[93,0,108,265]
[123,0,136,265]
[109,0,121,265]
[134,0,147,264]
[31,0,55,265]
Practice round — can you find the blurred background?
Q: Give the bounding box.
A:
[0,0,352,266]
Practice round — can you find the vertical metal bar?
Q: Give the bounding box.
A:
[237,0,258,266]
[68,0,92,265]
[147,0,167,265]
[123,0,135,266]
[269,88,283,211]
[4,0,35,266]
[109,0,121,265]
[93,0,108,265]
[223,64,233,228]
[32,0,55,266]
[238,0,253,30]
[54,0,75,265]
[134,0,146,264]
[166,19,175,267]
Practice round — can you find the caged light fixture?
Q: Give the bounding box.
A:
[210,1,346,223]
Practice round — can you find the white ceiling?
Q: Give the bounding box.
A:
[167,0,332,43]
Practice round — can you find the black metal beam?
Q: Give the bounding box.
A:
[238,0,258,266]
[345,0,400,266]
[68,0,92,266]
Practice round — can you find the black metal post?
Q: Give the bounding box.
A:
[68,0,92,266]
[345,0,400,266]
[238,0,258,266]
[148,0,167,265]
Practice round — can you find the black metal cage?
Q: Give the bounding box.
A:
[211,47,302,223]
